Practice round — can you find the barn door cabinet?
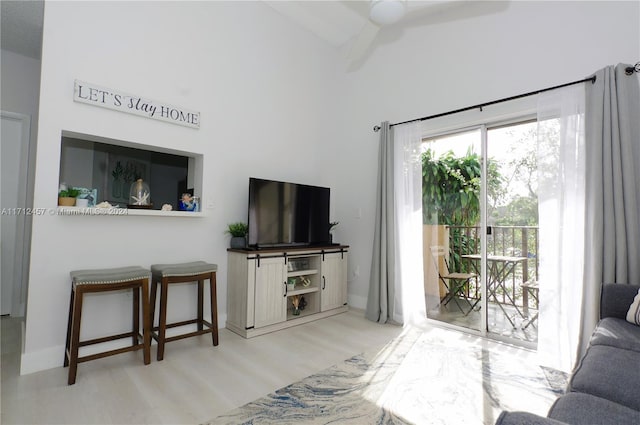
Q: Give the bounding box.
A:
[226,245,348,338]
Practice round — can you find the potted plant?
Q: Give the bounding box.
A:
[226,222,248,249]
[58,188,80,206]
[329,221,339,244]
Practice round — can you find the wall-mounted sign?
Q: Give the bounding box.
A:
[73,80,200,129]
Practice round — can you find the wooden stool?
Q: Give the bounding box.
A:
[150,261,218,361]
[64,266,151,385]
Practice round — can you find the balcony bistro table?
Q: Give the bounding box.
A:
[461,254,528,328]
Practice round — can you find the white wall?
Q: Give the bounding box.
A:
[23,1,342,374]
[324,1,640,309]
[23,0,640,374]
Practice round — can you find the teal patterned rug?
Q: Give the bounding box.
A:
[203,327,566,425]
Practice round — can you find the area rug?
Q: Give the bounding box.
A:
[203,326,567,425]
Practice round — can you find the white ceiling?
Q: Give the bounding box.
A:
[0,1,507,65]
[263,1,370,47]
[1,0,44,59]
[263,1,510,69]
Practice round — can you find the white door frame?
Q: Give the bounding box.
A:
[1,110,31,317]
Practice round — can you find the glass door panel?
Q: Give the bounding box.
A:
[485,122,539,345]
[422,129,482,332]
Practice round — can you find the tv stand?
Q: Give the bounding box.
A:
[253,242,308,250]
[226,245,349,338]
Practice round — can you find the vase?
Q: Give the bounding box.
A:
[112,179,122,198]
[58,197,76,207]
[230,236,246,249]
[75,198,89,208]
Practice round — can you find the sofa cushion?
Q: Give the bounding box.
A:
[590,317,640,352]
[601,283,640,320]
[627,288,640,325]
[548,392,640,425]
[569,345,640,411]
[495,411,566,425]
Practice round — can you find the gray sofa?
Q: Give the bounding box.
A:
[496,283,640,425]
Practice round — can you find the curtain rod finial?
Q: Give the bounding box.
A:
[625,62,640,76]
[373,125,381,132]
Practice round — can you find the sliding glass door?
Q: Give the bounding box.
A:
[423,121,539,346]
[485,122,539,344]
[422,128,482,332]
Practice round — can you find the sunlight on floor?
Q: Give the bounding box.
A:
[359,323,557,424]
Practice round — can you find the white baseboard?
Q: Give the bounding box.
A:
[348,293,367,310]
[20,344,64,375]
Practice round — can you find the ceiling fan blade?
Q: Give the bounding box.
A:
[346,20,380,69]
[399,1,509,27]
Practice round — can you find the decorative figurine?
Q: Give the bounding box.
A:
[178,193,199,211]
[291,295,301,315]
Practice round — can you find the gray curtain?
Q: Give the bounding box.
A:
[366,122,397,323]
[581,64,640,354]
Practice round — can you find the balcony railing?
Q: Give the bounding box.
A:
[447,225,539,311]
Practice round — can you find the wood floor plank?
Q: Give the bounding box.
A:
[1,311,404,424]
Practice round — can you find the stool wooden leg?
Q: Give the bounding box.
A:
[209,272,219,346]
[132,286,140,346]
[68,287,84,385]
[141,278,151,365]
[150,279,158,332]
[64,289,74,367]
[157,277,169,361]
[197,279,204,331]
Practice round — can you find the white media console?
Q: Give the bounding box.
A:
[225,245,348,338]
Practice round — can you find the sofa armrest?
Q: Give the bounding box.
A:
[600,283,640,320]
[495,411,566,425]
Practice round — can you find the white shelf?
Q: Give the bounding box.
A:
[288,286,319,296]
[56,207,205,217]
[287,308,317,320]
[288,269,318,277]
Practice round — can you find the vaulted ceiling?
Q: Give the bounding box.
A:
[263,1,510,70]
[1,1,508,68]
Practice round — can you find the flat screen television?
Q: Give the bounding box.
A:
[248,177,330,249]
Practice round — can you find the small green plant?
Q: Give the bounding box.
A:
[59,188,80,198]
[226,222,248,237]
[329,221,339,232]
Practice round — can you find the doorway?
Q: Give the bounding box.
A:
[1,111,31,317]
[423,121,539,346]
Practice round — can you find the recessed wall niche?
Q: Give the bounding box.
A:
[58,131,202,211]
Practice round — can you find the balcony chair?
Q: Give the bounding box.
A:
[521,280,539,329]
[430,245,477,315]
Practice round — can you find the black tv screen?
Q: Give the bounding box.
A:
[248,178,330,248]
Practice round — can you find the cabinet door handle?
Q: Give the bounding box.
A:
[322,276,326,290]
[284,281,287,297]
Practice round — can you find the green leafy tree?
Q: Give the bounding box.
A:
[422,148,503,272]
[491,124,543,227]
[422,148,503,226]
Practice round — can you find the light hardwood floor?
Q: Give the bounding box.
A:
[1,310,404,424]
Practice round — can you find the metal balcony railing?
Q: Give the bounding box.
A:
[447,225,539,311]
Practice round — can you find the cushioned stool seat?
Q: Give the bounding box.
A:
[150,261,218,361]
[64,266,151,385]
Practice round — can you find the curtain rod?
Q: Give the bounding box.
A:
[373,75,596,132]
[374,61,640,132]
